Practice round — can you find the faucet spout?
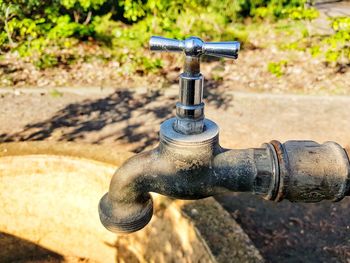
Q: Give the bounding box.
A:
[99,150,158,233]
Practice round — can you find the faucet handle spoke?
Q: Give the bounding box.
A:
[149,36,183,53]
[203,41,239,59]
[149,36,240,59]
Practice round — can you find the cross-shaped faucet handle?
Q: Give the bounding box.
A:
[149,36,240,135]
[149,36,240,59]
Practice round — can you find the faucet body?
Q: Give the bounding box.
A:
[99,36,350,233]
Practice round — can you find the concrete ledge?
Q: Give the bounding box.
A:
[0,142,263,262]
[181,198,264,262]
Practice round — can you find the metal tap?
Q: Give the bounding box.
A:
[150,36,239,134]
[98,36,350,234]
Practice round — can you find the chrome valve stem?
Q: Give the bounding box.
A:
[150,36,240,134]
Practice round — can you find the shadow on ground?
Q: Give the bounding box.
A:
[0,232,64,262]
[0,80,232,152]
[0,89,170,152]
[216,192,350,263]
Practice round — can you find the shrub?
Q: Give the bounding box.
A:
[320,17,350,65]
[267,60,288,77]
[281,15,350,67]
[0,0,319,72]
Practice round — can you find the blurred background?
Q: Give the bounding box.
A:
[0,0,349,262]
[0,0,348,91]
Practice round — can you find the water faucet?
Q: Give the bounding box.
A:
[99,36,350,234]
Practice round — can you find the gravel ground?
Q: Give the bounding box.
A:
[1,45,349,96]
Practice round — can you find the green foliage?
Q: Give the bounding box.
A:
[321,17,350,64]
[236,0,317,20]
[276,15,349,67]
[281,6,319,21]
[267,60,288,77]
[0,0,320,73]
[61,0,106,10]
[34,53,59,69]
[120,0,146,22]
[49,89,63,98]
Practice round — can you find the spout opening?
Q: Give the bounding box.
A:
[98,193,153,234]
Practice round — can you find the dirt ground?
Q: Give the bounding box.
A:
[216,193,350,263]
[1,44,349,97]
[0,88,349,262]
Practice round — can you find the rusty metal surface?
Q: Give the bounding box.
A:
[269,140,292,202]
[272,141,350,202]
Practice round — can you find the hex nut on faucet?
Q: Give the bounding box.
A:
[98,36,350,234]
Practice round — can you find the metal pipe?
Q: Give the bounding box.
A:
[270,140,350,202]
